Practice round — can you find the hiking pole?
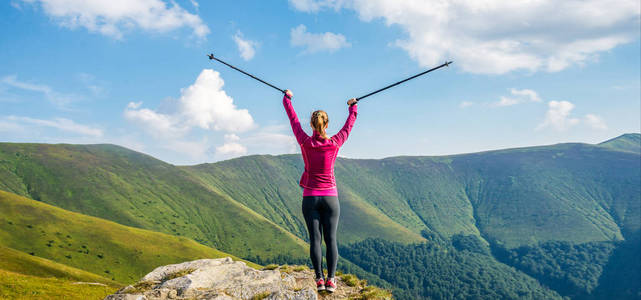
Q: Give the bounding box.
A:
[207,53,290,98]
[355,61,453,102]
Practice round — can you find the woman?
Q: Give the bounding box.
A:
[282,89,358,293]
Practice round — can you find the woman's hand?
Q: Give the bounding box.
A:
[285,89,293,99]
[347,98,357,106]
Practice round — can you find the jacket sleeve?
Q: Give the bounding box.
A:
[331,104,358,147]
[283,94,309,145]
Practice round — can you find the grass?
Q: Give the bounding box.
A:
[251,291,272,300]
[340,274,360,287]
[292,265,307,272]
[354,286,393,300]
[0,190,259,285]
[598,133,641,154]
[0,143,308,262]
[0,269,117,300]
[125,267,197,294]
[0,245,119,287]
[126,280,157,294]
[162,267,196,281]
[336,272,392,299]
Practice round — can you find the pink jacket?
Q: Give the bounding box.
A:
[283,95,358,193]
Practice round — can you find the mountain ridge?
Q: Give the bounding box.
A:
[4,133,637,166]
[0,133,638,299]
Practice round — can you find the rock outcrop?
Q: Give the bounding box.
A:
[104,257,389,300]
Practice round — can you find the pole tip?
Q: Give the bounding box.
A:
[207,53,214,60]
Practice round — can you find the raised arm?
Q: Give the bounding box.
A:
[331,98,358,147]
[282,90,309,145]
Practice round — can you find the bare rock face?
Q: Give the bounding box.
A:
[104,257,319,300]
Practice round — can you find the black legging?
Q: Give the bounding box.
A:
[302,195,340,279]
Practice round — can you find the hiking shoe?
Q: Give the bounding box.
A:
[325,277,337,293]
[316,278,325,291]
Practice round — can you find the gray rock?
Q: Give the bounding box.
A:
[104,257,318,300]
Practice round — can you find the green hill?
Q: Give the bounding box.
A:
[0,143,307,262]
[0,190,258,284]
[598,133,641,154]
[0,134,638,299]
[451,142,638,247]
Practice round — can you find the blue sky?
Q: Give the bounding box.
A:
[1,0,639,165]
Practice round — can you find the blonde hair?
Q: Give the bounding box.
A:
[311,110,329,139]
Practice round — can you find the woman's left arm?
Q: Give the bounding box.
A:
[331,98,358,147]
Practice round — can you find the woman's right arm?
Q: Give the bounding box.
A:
[282,90,308,145]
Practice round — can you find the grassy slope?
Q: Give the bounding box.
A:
[598,133,641,154]
[0,190,259,284]
[0,269,116,300]
[336,156,480,237]
[0,143,306,261]
[0,245,118,287]
[0,245,120,299]
[452,142,639,247]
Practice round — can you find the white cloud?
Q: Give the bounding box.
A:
[20,0,210,39]
[584,114,608,130]
[242,125,298,154]
[215,133,247,157]
[223,133,240,142]
[4,116,103,137]
[165,138,211,162]
[1,75,79,108]
[124,103,183,137]
[1,75,51,93]
[76,72,106,97]
[288,0,339,12]
[493,88,542,107]
[216,142,247,156]
[290,0,640,74]
[0,119,25,132]
[189,0,199,10]
[290,24,351,53]
[10,1,23,10]
[124,69,254,136]
[213,125,298,160]
[233,31,258,61]
[215,128,297,160]
[458,101,474,108]
[536,100,580,131]
[124,69,257,162]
